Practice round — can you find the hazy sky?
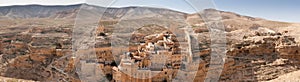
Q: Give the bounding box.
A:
[0,0,299,23]
[215,0,300,23]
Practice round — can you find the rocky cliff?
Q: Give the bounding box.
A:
[1,4,300,82]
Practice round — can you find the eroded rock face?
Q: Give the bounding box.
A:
[0,26,77,81]
[0,76,36,82]
[0,5,300,81]
[184,31,300,81]
[220,32,300,81]
[2,25,300,82]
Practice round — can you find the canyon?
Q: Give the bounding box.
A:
[0,4,300,82]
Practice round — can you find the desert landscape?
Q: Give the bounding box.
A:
[0,4,300,82]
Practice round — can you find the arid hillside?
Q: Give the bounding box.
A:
[0,4,300,82]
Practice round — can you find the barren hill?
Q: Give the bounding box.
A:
[0,4,186,20]
[0,4,300,82]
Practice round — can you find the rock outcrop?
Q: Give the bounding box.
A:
[0,26,76,81]
[221,32,300,81]
[1,4,300,82]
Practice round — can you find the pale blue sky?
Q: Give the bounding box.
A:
[0,0,299,23]
[214,0,300,23]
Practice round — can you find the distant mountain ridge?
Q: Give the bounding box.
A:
[0,4,269,23]
[0,4,188,20]
[0,4,82,19]
[1,4,291,33]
